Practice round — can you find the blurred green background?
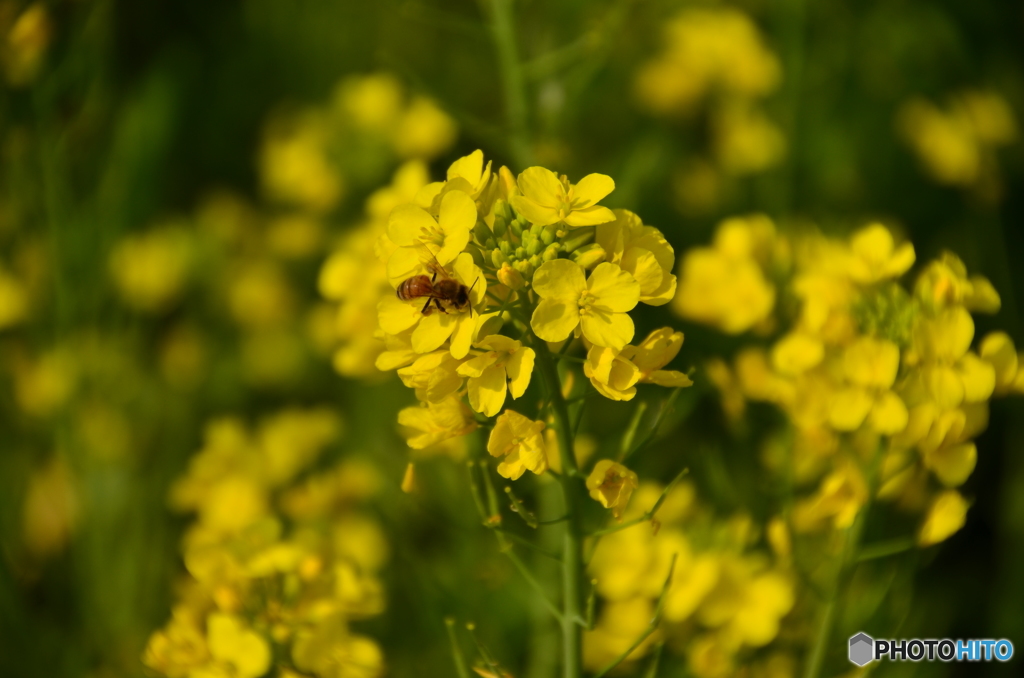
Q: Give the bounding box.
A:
[1,0,1023,677]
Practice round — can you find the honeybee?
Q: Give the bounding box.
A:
[397,257,478,316]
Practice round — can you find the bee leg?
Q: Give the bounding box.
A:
[421,298,433,315]
[434,298,447,314]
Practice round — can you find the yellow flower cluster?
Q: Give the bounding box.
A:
[331,150,692,488]
[897,89,1017,195]
[260,72,456,214]
[144,408,388,678]
[636,6,785,185]
[686,218,1019,546]
[585,483,794,677]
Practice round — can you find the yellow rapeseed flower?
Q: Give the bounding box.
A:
[510,166,616,227]
[206,614,271,678]
[386,189,476,282]
[487,410,548,480]
[596,210,677,305]
[621,328,694,387]
[398,396,477,450]
[531,259,640,349]
[584,345,641,401]
[918,490,969,545]
[586,460,639,519]
[847,223,916,284]
[456,335,535,416]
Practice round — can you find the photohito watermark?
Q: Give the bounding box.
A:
[849,632,1014,666]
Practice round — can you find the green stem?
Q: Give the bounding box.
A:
[535,341,584,678]
[802,446,883,678]
[488,0,533,168]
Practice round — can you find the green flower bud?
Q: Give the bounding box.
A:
[561,226,595,253]
[484,238,496,250]
[515,246,527,260]
[491,248,509,268]
[542,247,560,262]
[529,221,545,238]
[492,215,508,238]
[473,222,492,245]
[499,241,512,257]
[572,243,607,270]
[541,225,557,246]
[529,254,542,268]
[510,219,524,239]
[513,259,535,279]
[525,236,543,257]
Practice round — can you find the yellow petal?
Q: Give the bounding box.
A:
[965,275,1001,314]
[647,370,694,387]
[924,442,977,486]
[587,263,640,313]
[581,310,634,350]
[386,246,424,286]
[919,491,969,546]
[844,337,900,389]
[438,190,477,240]
[564,205,616,227]
[411,312,455,353]
[828,387,873,431]
[378,295,422,335]
[531,298,580,342]
[449,314,476,359]
[571,173,615,207]
[927,365,965,409]
[620,248,664,299]
[533,259,586,299]
[447,149,484,182]
[510,194,560,227]
[980,331,1018,393]
[468,365,508,416]
[771,333,824,376]
[458,352,500,378]
[869,391,909,435]
[517,166,563,206]
[387,203,436,246]
[506,347,535,399]
[956,352,995,402]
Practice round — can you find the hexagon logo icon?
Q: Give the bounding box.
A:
[849,632,874,666]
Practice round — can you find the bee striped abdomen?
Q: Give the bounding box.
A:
[397,275,434,301]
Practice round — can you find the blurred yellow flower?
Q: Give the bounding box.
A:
[847,223,916,284]
[206,614,271,678]
[919,490,969,546]
[109,226,193,313]
[487,410,547,480]
[398,396,477,450]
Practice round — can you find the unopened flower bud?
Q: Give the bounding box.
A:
[473,222,492,245]
[497,263,526,290]
[561,226,595,253]
[491,248,509,268]
[572,243,606,269]
[541,225,556,246]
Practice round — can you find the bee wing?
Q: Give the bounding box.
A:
[410,241,451,280]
